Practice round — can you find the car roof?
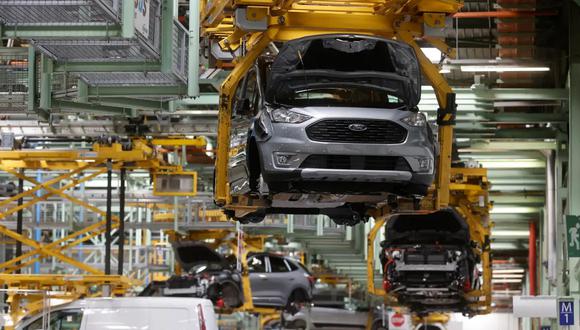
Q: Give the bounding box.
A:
[249,252,296,261]
[56,297,213,309]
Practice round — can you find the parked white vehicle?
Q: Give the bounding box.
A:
[16,297,218,330]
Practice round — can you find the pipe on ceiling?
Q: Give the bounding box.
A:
[528,221,537,295]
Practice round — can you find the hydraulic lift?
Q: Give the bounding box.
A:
[203,0,493,317]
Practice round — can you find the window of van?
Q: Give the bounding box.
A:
[24,309,83,330]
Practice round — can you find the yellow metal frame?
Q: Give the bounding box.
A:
[0,139,181,274]
[150,136,207,147]
[206,0,461,213]
[0,274,133,329]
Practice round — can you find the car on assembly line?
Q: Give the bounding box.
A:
[247,252,314,312]
[159,241,245,309]
[16,297,218,330]
[380,208,480,314]
[223,34,437,225]
[141,242,313,312]
[281,287,388,330]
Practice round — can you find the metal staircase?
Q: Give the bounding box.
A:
[291,224,383,288]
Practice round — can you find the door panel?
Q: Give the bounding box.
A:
[264,256,293,306]
[248,255,271,305]
[228,69,260,196]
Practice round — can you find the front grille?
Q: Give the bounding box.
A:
[299,155,411,171]
[306,119,407,144]
[404,253,448,265]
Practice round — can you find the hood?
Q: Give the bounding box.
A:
[383,208,470,246]
[266,34,421,107]
[171,241,227,272]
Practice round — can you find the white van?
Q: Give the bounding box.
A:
[16,297,218,330]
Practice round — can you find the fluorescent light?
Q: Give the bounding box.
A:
[421,47,443,63]
[491,206,540,214]
[492,279,523,283]
[461,65,550,73]
[478,159,545,169]
[440,68,451,74]
[492,274,525,279]
[492,230,530,237]
[493,269,525,274]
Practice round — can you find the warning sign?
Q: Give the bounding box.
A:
[566,216,580,258]
[388,312,411,330]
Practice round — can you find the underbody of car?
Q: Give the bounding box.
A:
[225,34,437,225]
[380,208,481,314]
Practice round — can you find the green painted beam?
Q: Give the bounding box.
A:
[174,95,220,107]
[87,85,187,97]
[487,168,546,178]
[459,140,558,151]
[490,195,545,205]
[455,128,558,139]
[39,54,53,112]
[0,48,27,55]
[489,184,546,192]
[93,97,171,111]
[54,62,161,73]
[570,2,580,216]
[188,0,201,97]
[161,0,175,73]
[77,80,88,103]
[27,47,36,113]
[422,86,569,101]
[492,214,540,222]
[2,25,121,38]
[458,151,544,160]
[52,100,135,116]
[122,0,135,38]
[478,113,567,124]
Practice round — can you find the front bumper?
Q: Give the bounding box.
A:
[258,118,435,190]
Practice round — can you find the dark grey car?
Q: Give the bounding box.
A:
[143,243,313,311]
[225,34,437,225]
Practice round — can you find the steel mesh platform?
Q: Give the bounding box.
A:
[79,72,184,86]
[33,39,159,62]
[0,0,120,26]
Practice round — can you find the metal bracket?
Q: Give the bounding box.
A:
[234,7,268,32]
[437,93,457,126]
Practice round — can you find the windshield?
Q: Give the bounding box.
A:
[276,86,405,108]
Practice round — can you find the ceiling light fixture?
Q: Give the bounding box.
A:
[460,65,550,73]
[493,269,525,274]
[492,279,523,283]
[492,230,531,237]
[492,274,525,279]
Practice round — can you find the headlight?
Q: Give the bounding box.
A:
[402,112,427,127]
[270,108,312,124]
